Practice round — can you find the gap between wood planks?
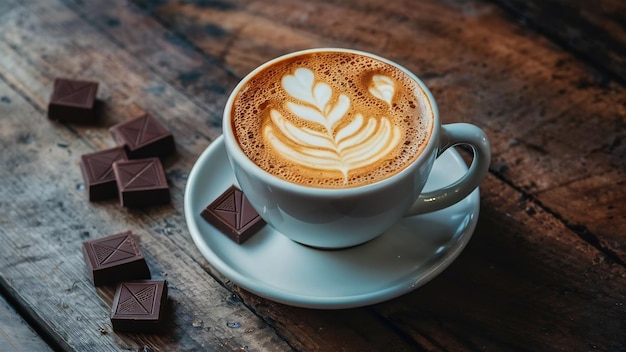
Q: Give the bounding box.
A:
[0,277,68,352]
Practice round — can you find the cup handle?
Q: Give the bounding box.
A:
[405,123,491,216]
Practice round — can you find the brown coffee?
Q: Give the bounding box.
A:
[231,51,433,188]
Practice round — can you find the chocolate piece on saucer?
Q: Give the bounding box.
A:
[113,158,170,208]
[79,146,128,201]
[109,113,175,159]
[111,280,168,333]
[82,231,151,286]
[201,185,265,244]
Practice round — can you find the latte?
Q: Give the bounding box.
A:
[231,51,433,188]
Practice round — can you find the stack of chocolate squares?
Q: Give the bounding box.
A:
[80,112,174,207]
[47,78,176,207]
[82,231,168,333]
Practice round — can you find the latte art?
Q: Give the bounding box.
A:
[231,51,432,188]
[264,68,401,181]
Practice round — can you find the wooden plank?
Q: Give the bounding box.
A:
[0,294,53,352]
[493,0,626,83]
[131,0,626,264]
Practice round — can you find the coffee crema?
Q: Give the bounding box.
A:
[231,51,433,188]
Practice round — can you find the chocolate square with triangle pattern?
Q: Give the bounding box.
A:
[113,158,170,208]
[111,280,168,333]
[110,113,175,159]
[201,185,265,244]
[79,146,128,201]
[82,231,151,286]
[48,78,99,123]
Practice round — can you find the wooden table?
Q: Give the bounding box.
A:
[1,0,624,350]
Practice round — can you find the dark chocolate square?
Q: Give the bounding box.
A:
[109,113,175,159]
[111,280,168,333]
[48,78,99,123]
[82,231,151,286]
[201,185,265,244]
[113,158,170,208]
[79,146,128,201]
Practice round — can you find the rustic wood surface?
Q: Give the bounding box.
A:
[494,0,626,83]
[0,293,53,352]
[0,0,624,351]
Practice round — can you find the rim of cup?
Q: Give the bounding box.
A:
[222,47,441,197]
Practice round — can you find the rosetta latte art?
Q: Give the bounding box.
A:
[264,68,401,181]
[231,51,432,188]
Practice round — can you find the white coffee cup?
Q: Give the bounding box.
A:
[222,48,490,248]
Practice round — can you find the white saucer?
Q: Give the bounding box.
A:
[184,136,479,309]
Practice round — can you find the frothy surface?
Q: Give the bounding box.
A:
[231,51,433,188]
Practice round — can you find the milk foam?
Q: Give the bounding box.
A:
[232,51,432,188]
